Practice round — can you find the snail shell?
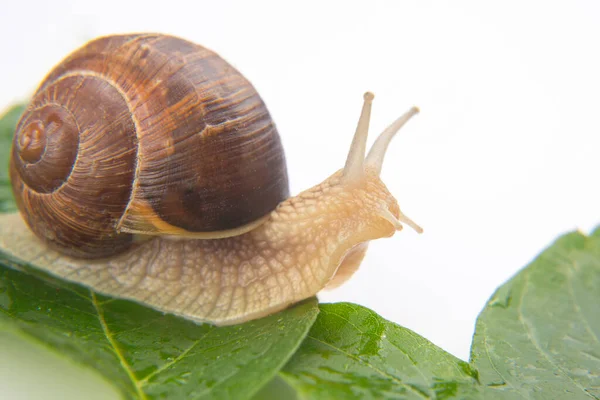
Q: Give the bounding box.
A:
[10,33,289,258]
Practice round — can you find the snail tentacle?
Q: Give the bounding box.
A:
[365,106,420,175]
[343,92,374,182]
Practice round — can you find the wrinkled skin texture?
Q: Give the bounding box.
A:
[0,169,402,325]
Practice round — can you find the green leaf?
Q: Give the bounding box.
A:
[0,104,25,212]
[278,303,481,399]
[0,260,319,400]
[471,229,600,399]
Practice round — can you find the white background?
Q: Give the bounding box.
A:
[1,1,599,398]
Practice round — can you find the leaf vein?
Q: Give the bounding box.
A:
[91,291,147,400]
[568,261,600,345]
[139,328,214,386]
[306,334,431,399]
[519,269,597,399]
[481,320,529,398]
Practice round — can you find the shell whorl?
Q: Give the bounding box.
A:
[10,33,289,258]
[11,72,139,258]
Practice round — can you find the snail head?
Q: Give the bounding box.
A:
[282,93,422,239]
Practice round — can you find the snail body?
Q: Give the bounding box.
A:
[0,34,422,325]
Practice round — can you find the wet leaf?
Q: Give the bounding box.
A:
[0,260,319,400]
[471,226,600,399]
[279,303,482,399]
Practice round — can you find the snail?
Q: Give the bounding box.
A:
[0,33,422,325]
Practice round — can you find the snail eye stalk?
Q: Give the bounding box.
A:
[342,92,420,182]
[366,106,420,175]
[343,92,374,182]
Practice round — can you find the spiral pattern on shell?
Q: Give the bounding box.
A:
[10,33,289,258]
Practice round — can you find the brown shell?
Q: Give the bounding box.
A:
[10,33,289,258]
